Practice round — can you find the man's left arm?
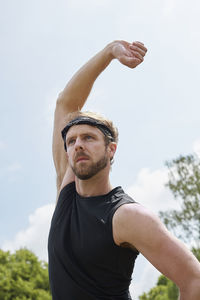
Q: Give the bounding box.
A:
[113,203,200,300]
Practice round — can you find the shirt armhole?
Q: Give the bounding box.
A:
[108,201,139,254]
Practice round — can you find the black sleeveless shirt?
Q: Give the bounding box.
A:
[48,182,139,300]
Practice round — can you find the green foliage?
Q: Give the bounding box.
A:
[0,248,51,300]
[159,154,200,247]
[192,247,200,261]
[139,275,179,300]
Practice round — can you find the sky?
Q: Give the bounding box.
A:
[1,0,200,298]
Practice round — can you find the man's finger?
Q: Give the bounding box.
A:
[129,45,147,57]
[131,41,147,53]
[120,56,143,69]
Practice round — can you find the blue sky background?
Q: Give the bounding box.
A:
[1,0,200,298]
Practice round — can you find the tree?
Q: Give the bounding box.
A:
[159,154,200,249]
[139,275,179,300]
[0,248,51,300]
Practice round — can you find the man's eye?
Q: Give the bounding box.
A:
[85,135,93,140]
[68,139,75,145]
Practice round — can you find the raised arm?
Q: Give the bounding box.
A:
[53,40,147,195]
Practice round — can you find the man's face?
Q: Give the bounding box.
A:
[66,124,115,180]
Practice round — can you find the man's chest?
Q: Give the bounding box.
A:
[57,202,116,266]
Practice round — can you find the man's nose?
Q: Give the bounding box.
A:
[75,137,84,151]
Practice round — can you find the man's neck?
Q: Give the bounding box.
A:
[75,170,113,197]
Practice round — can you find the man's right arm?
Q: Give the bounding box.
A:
[53,40,147,196]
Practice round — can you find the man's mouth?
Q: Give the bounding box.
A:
[76,156,89,163]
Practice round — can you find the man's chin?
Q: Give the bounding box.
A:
[72,155,108,181]
[75,174,93,180]
[72,166,93,180]
[73,167,100,180]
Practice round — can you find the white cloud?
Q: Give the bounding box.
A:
[2,203,55,261]
[126,167,178,213]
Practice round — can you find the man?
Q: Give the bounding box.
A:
[48,40,200,300]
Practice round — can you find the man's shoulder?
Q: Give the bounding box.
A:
[114,199,158,229]
[113,201,164,250]
[111,186,136,204]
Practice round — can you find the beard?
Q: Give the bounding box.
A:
[71,152,109,180]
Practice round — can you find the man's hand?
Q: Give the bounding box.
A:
[111,40,147,68]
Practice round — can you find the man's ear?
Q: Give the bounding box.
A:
[108,142,117,159]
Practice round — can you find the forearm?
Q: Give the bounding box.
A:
[57,42,115,110]
[56,40,147,111]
